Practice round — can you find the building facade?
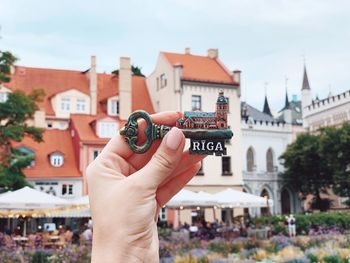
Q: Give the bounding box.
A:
[241,101,302,216]
[1,56,154,198]
[147,48,243,223]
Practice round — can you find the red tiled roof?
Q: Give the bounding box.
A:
[12,130,81,179]
[4,67,89,115]
[162,52,237,85]
[70,114,112,143]
[4,66,154,117]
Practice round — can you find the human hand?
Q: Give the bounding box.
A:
[87,112,205,262]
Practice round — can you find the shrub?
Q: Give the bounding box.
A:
[323,255,342,263]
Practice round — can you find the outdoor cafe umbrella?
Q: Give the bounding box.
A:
[0,186,69,235]
[166,189,218,208]
[212,188,274,208]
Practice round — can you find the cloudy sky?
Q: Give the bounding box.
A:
[1,0,349,111]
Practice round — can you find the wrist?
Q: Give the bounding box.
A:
[91,227,159,262]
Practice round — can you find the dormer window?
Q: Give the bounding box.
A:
[0,92,9,103]
[60,98,70,112]
[76,98,86,112]
[98,122,117,138]
[50,152,64,167]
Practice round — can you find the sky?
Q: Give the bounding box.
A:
[1,0,350,111]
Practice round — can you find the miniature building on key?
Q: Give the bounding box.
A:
[174,90,232,156]
[176,90,228,129]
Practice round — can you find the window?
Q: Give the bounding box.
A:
[47,122,53,128]
[222,156,232,175]
[62,184,74,196]
[50,153,64,167]
[159,207,167,221]
[192,95,201,111]
[60,98,70,112]
[110,99,119,115]
[266,148,274,172]
[196,160,204,176]
[93,150,101,160]
[247,147,255,172]
[0,92,8,103]
[160,74,167,88]
[98,122,117,138]
[76,98,86,112]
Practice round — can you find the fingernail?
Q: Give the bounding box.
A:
[166,127,183,150]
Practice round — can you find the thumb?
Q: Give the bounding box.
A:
[133,127,185,190]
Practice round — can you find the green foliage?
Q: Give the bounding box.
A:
[253,212,350,235]
[0,51,17,83]
[280,133,333,210]
[320,123,350,206]
[0,66,45,190]
[306,253,318,263]
[111,65,145,77]
[323,255,342,263]
[280,123,350,210]
[31,251,50,263]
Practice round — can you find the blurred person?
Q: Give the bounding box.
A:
[287,214,296,237]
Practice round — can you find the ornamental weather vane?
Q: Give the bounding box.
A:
[120,90,233,156]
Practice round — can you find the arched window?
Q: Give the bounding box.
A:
[260,189,270,215]
[50,152,64,167]
[266,148,274,172]
[246,147,255,172]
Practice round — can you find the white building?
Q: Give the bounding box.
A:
[301,66,350,132]
[147,48,243,223]
[241,99,302,216]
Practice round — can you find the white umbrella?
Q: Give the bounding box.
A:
[167,189,202,208]
[0,186,69,209]
[71,195,89,206]
[213,188,273,208]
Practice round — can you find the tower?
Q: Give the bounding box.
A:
[216,90,228,128]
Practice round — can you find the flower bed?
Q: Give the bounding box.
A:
[160,234,350,262]
[0,234,349,262]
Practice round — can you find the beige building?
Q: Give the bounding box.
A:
[147,48,243,224]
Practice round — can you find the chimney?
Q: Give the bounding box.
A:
[119,57,132,120]
[90,56,97,115]
[185,48,191,55]
[207,48,219,59]
[233,70,241,85]
[233,70,241,97]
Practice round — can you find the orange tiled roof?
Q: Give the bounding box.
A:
[12,129,81,179]
[162,52,237,85]
[4,67,89,115]
[70,114,128,143]
[70,114,112,143]
[4,66,154,117]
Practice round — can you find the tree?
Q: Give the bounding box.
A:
[111,65,145,77]
[0,50,45,190]
[280,133,333,211]
[320,123,350,206]
[0,51,17,83]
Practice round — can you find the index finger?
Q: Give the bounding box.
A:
[101,111,182,160]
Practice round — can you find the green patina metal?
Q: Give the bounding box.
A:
[119,110,171,154]
[120,110,234,155]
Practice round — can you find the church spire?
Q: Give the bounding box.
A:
[284,76,290,109]
[284,90,290,109]
[263,95,272,116]
[302,65,310,90]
